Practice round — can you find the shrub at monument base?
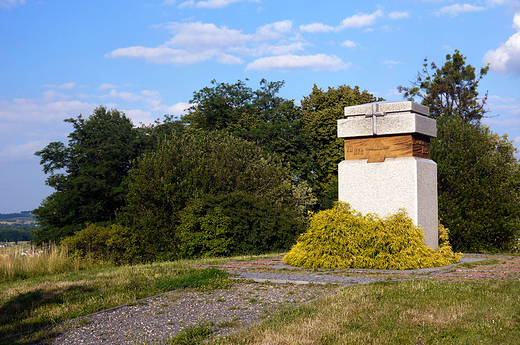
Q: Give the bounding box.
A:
[283,202,461,270]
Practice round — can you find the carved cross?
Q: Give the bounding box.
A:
[365,103,386,135]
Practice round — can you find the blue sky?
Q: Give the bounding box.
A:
[1,0,519,213]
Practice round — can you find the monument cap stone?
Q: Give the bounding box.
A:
[338,101,436,138]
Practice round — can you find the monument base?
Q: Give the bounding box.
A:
[338,157,438,249]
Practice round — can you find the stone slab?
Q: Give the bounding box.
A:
[344,101,429,116]
[337,112,437,138]
[338,157,438,249]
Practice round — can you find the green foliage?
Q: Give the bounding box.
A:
[32,106,147,244]
[398,50,489,123]
[121,131,309,262]
[184,79,312,184]
[399,50,520,253]
[168,321,214,345]
[177,192,306,258]
[0,226,33,242]
[185,79,285,132]
[60,224,137,265]
[156,268,230,292]
[432,116,520,252]
[300,85,383,209]
[284,202,461,270]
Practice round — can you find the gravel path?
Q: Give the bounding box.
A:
[52,282,336,345]
[49,254,515,345]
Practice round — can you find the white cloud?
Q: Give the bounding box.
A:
[99,83,118,90]
[383,60,403,68]
[341,40,358,49]
[248,42,305,56]
[121,109,154,126]
[339,9,383,29]
[178,0,193,7]
[178,0,259,9]
[107,21,306,66]
[59,82,76,90]
[487,0,520,11]
[152,102,191,116]
[388,11,410,20]
[165,22,249,50]
[0,140,45,163]
[246,54,349,71]
[141,90,161,107]
[104,89,143,102]
[254,20,292,41]
[299,22,334,33]
[43,82,76,89]
[0,95,96,136]
[0,0,25,9]
[484,13,520,75]
[435,3,486,16]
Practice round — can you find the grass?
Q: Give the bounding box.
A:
[0,258,233,344]
[0,244,98,283]
[2,250,520,344]
[156,267,231,291]
[213,279,520,345]
[168,321,214,345]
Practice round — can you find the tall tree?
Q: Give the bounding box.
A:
[184,79,312,183]
[399,50,520,252]
[301,85,383,209]
[397,50,490,123]
[432,116,520,252]
[33,106,146,243]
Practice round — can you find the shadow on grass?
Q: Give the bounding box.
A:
[0,285,96,344]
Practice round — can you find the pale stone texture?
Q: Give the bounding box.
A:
[338,157,438,248]
[338,101,439,249]
[338,101,437,138]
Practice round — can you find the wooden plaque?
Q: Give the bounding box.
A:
[344,134,431,163]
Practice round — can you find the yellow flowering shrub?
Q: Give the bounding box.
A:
[283,202,461,270]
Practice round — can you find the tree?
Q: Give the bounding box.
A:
[300,85,383,209]
[399,50,520,252]
[183,79,312,182]
[119,131,309,261]
[432,116,520,252]
[184,79,286,134]
[397,50,490,123]
[33,106,146,243]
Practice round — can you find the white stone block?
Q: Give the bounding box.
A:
[338,113,437,138]
[344,101,429,116]
[338,157,438,249]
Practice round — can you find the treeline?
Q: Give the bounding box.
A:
[0,226,33,242]
[31,51,520,261]
[0,211,35,222]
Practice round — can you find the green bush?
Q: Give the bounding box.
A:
[60,223,137,265]
[284,202,461,270]
[121,131,310,262]
[177,191,306,258]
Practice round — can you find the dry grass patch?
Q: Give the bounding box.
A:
[215,279,520,345]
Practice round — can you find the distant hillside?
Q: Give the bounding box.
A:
[0,211,36,224]
[0,212,35,241]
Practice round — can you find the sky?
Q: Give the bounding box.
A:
[0,0,519,214]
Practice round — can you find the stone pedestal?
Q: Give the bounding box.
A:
[338,101,439,249]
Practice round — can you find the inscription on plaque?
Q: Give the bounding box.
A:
[344,134,430,162]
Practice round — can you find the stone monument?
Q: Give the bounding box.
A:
[337,101,438,249]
